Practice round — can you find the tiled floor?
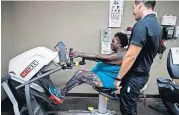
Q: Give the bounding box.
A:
[53,97,164,115]
[2,97,167,115]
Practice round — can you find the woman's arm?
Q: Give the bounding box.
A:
[102,59,122,65]
[71,51,123,65]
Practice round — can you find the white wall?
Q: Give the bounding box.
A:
[1,1,179,100]
[1,1,15,101]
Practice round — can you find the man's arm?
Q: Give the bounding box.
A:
[116,44,142,79]
[116,21,147,79]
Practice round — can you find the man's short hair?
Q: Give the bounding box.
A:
[135,0,156,10]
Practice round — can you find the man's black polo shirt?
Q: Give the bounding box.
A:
[129,14,162,74]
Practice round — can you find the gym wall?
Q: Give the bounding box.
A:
[1,1,179,100]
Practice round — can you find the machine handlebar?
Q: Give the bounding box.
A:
[64,58,86,69]
[79,58,86,65]
[1,74,11,83]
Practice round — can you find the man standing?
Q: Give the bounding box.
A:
[114,0,161,115]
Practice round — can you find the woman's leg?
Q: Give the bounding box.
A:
[61,69,103,95]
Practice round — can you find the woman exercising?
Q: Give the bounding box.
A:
[49,32,128,101]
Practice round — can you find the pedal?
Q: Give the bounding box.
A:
[49,95,64,104]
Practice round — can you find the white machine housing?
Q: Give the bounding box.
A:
[8,47,60,92]
[161,15,177,26]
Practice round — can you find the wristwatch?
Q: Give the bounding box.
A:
[115,77,122,81]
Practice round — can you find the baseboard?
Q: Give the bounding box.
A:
[66,93,160,98]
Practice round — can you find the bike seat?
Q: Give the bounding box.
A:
[93,87,119,100]
[157,77,172,83]
[157,77,172,87]
[93,87,116,92]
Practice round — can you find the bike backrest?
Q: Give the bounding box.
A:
[167,47,179,79]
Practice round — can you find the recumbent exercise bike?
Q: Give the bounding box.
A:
[1,41,119,115]
[149,47,179,115]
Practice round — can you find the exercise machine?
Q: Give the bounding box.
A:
[1,41,119,115]
[149,47,179,115]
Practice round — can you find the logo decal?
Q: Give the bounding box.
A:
[20,60,38,78]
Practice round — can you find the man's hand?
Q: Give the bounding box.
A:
[114,80,122,90]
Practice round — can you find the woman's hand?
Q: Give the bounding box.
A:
[69,50,82,58]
